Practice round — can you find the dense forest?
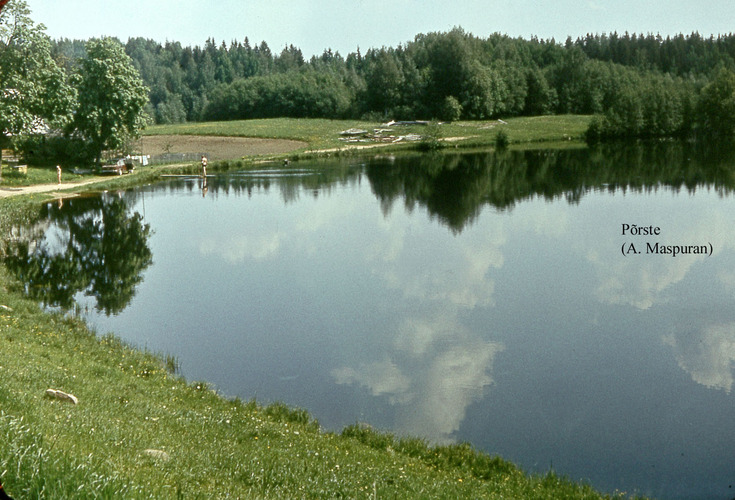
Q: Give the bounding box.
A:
[50,29,735,140]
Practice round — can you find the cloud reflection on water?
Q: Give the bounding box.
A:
[199,233,283,263]
[586,204,732,310]
[334,209,507,442]
[332,317,504,442]
[576,194,735,391]
[664,322,735,393]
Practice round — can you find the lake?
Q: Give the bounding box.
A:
[7,143,735,499]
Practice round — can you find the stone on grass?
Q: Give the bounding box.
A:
[45,389,79,404]
[143,449,171,461]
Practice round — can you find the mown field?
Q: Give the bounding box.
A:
[144,115,593,151]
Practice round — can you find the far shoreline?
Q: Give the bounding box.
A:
[1,115,593,200]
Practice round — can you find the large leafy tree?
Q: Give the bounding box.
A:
[70,37,149,165]
[365,49,404,115]
[697,68,735,139]
[0,0,75,157]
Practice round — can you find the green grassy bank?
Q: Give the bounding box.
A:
[1,116,643,498]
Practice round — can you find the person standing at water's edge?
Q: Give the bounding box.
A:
[57,165,62,184]
[201,155,208,178]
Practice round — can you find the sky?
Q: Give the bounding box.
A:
[27,0,735,58]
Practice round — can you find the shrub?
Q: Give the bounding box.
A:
[440,95,463,122]
[419,123,444,151]
[584,116,604,144]
[16,135,95,167]
[494,129,510,149]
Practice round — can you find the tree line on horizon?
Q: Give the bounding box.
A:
[49,28,735,141]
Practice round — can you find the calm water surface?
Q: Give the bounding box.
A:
[8,145,735,499]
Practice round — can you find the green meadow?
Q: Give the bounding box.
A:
[144,115,592,151]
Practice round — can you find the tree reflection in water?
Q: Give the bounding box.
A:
[366,141,735,233]
[3,194,152,315]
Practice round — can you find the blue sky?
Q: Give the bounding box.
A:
[28,0,735,57]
